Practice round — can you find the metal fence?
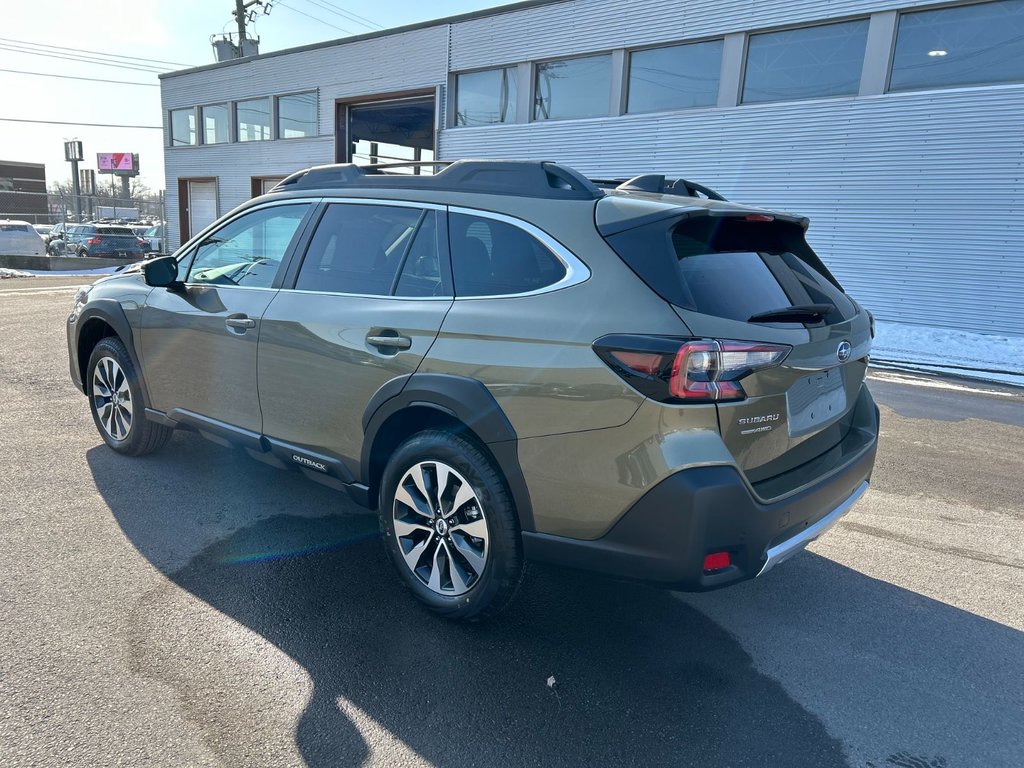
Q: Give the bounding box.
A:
[0,189,165,226]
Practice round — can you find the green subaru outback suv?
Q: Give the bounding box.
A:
[67,161,878,619]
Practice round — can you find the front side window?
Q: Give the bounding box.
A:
[169,108,196,146]
[742,20,869,104]
[449,213,566,296]
[187,204,311,288]
[890,0,1024,91]
[278,92,317,138]
[628,40,723,113]
[534,55,612,120]
[236,98,271,141]
[455,67,518,126]
[201,103,230,144]
[295,204,444,296]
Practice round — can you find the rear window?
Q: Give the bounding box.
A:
[606,216,856,324]
[98,227,134,235]
[0,223,32,233]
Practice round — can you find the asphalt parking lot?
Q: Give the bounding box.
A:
[1,277,1022,767]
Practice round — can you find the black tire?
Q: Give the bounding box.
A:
[86,336,173,456]
[380,429,524,620]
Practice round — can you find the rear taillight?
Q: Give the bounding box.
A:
[595,335,790,403]
[87,236,102,245]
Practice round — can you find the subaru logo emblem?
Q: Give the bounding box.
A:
[837,341,852,363]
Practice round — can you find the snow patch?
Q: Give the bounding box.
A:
[872,321,1024,388]
[0,268,35,279]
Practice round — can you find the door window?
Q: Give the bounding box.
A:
[295,203,446,296]
[187,204,311,288]
[448,212,567,296]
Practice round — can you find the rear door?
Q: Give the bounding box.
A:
[257,200,452,475]
[140,202,314,433]
[604,212,872,482]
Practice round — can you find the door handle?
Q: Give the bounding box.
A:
[225,315,256,330]
[366,333,412,350]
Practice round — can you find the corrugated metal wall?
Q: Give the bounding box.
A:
[441,86,1024,336]
[161,0,1024,336]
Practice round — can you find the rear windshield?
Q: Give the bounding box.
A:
[0,223,32,233]
[98,227,134,235]
[605,216,856,325]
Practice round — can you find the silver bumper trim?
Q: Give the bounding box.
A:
[757,480,869,577]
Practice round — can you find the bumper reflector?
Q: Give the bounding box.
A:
[703,551,731,572]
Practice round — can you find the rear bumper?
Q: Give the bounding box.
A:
[522,406,877,591]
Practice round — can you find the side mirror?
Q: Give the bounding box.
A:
[143,255,181,288]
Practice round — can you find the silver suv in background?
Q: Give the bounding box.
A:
[66,161,878,619]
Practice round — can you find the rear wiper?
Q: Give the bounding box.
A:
[748,304,835,323]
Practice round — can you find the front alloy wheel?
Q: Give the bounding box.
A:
[92,356,133,441]
[393,460,490,596]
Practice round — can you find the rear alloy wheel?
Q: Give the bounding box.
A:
[87,336,173,456]
[380,430,524,620]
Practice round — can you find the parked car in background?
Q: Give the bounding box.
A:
[33,224,54,239]
[0,220,46,257]
[142,223,165,254]
[62,224,146,258]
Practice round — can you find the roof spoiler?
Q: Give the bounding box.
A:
[590,174,727,201]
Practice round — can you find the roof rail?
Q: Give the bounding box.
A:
[271,160,604,200]
[590,175,727,201]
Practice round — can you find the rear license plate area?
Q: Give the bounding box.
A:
[787,367,846,435]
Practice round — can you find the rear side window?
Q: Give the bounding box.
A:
[606,216,856,324]
[449,213,566,296]
[295,204,446,296]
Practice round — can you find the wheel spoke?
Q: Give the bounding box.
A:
[394,517,432,538]
[395,484,432,520]
[426,542,444,593]
[450,518,487,539]
[411,464,435,511]
[451,533,486,576]
[93,377,111,397]
[401,535,433,572]
[443,540,469,592]
[447,481,476,518]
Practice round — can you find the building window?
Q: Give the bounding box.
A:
[627,40,723,113]
[455,67,518,126]
[534,55,612,120]
[889,0,1024,92]
[236,98,271,141]
[169,108,196,146]
[201,104,230,144]
[742,20,869,104]
[277,92,317,139]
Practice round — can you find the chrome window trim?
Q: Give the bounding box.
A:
[447,205,591,299]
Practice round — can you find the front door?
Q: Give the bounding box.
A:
[140,202,314,433]
[257,201,452,472]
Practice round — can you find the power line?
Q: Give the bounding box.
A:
[297,0,382,30]
[0,67,158,86]
[0,117,162,129]
[0,36,194,68]
[0,44,172,73]
[275,1,352,33]
[311,0,385,29]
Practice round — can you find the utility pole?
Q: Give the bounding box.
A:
[233,0,263,54]
[64,140,83,222]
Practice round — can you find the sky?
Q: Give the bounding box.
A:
[0,0,504,190]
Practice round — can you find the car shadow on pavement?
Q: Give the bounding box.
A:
[87,433,1021,767]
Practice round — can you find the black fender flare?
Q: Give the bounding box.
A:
[75,300,152,403]
[361,373,535,531]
